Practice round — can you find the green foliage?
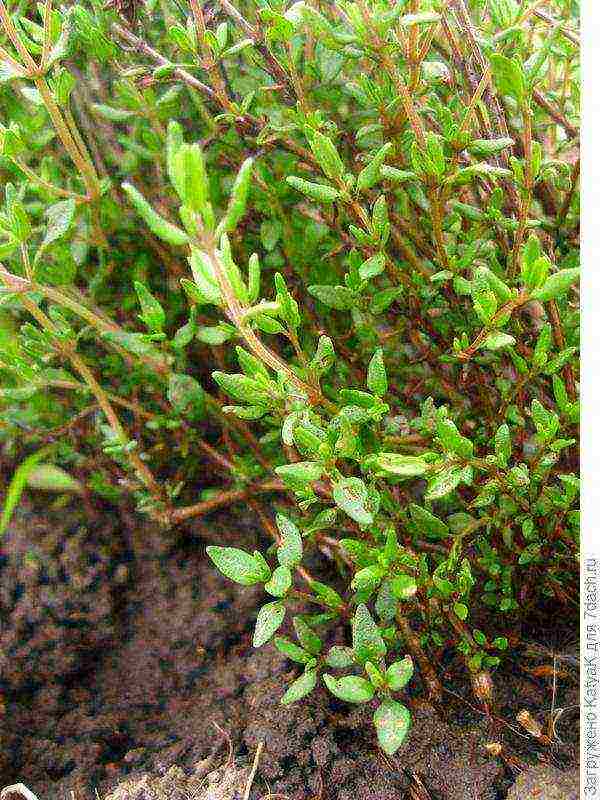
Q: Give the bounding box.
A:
[1,446,56,534]
[0,0,579,759]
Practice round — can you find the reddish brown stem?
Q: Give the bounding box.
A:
[396,610,443,702]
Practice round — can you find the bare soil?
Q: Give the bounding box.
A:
[0,501,579,800]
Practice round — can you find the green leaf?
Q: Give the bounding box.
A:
[436,418,473,457]
[286,176,339,202]
[472,282,498,324]
[467,137,514,157]
[134,281,165,333]
[36,199,76,262]
[553,378,572,417]
[265,565,292,597]
[325,645,355,668]
[488,0,519,27]
[168,23,194,52]
[545,347,578,375]
[425,467,462,501]
[474,266,511,304]
[532,324,552,369]
[281,668,318,705]
[274,636,312,664]
[275,461,323,484]
[223,38,254,57]
[384,527,398,562]
[91,103,134,122]
[293,616,322,654]
[247,252,261,303]
[370,287,403,314]
[473,629,488,646]
[323,673,375,703]
[340,539,374,568]
[171,308,198,349]
[367,348,387,396]
[490,53,526,102]
[375,580,397,621]
[339,389,382,409]
[531,399,559,441]
[390,574,418,600]
[399,11,441,26]
[352,565,385,592]
[309,580,344,610]
[0,446,55,535]
[260,219,282,251]
[494,423,512,466]
[101,330,158,359]
[411,134,445,179]
[0,59,25,83]
[521,235,544,288]
[308,284,355,310]
[223,404,268,419]
[310,335,335,376]
[373,700,411,755]
[357,142,393,192]
[309,130,344,181]
[219,233,248,303]
[483,332,516,351]
[169,142,209,215]
[531,269,580,302]
[365,661,385,689]
[526,257,551,291]
[213,371,271,405]
[386,656,414,690]
[217,156,254,236]
[359,253,386,280]
[274,272,301,329]
[333,477,373,527]
[25,463,81,493]
[276,512,303,567]
[122,182,188,246]
[425,132,446,176]
[167,373,204,417]
[182,258,222,305]
[206,546,270,586]
[352,603,386,663]
[451,164,512,187]
[236,347,269,380]
[196,324,235,345]
[371,196,389,243]
[380,165,417,184]
[409,504,450,540]
[253,600,286,647]
[453,602,468,621]
[364,453,429,478]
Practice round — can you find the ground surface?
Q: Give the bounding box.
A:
[0,502,580,800]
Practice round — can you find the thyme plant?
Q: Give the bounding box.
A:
[0,0,579,755]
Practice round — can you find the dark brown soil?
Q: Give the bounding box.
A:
[0,502,579,800]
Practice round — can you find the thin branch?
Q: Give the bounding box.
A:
[170,479,286,523]
[532,8,579,46]
[40,0,53,68]
[533,88,579,139]
[201,231,322,404]
[0,0,37,70]
[11,156,85,200]
[112,22,217,100]
[217,0,291,91]
[557,157,580,226]
[449,0,511,148]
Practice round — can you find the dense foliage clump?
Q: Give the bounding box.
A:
[0,0,579,754]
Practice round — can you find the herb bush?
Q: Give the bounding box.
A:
[0,0,579,756]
